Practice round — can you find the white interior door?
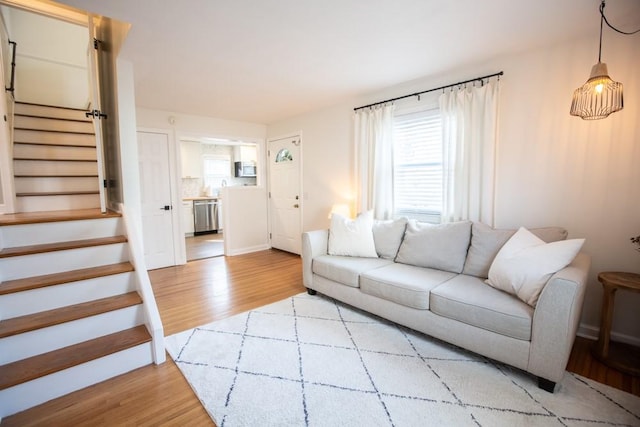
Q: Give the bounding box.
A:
[268,136,302,254]
[138,131,176,269]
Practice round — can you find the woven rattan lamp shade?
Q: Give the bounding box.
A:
[570,62,623,120]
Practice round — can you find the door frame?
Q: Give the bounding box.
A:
[137,127,184,266]
[267,132,303,254]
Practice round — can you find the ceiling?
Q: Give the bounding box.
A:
[53,0,640,124]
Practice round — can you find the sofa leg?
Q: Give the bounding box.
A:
[538,377,556,393]
[306,288,317,295]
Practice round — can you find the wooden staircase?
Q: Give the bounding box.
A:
[0,209,161,419]
[13,102,102,213]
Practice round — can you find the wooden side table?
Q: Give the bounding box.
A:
[592,271,640,376]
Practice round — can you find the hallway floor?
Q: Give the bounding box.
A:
[185,232,224,261]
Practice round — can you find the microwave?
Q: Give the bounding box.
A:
[234,161,256,177]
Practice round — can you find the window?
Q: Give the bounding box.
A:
[393,107,442,223]
[275,148,293,163]
[202,155,231,190]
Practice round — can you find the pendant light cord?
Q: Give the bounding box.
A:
[598,3,604,62]
[600,0,640,36]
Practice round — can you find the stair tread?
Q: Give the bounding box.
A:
[13,141,97,148]
[0,208,117,226]
[15,101,89,112]
[14,127,95,136]
[14,174,99,178]
[0,235,127,258]
[16,191,100,197]
[0,325,150,390]
[0,292,142,339]
[0,262,134,295]
[15,113,92,123]
[14,158,98,162]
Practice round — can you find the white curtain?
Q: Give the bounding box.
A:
[354,104,395,219]
[439,80,499,226]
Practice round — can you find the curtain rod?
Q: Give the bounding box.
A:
[353,71,504,112]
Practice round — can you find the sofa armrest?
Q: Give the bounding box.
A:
[301,229,329,288]
[528,252,591,383]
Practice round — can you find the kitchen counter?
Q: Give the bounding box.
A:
[183,196,220,201]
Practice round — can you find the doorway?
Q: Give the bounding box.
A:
[179,136,259,261]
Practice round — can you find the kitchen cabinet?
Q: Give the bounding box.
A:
[182,201,194,235]
[233,145,257,163]
[181,141,202,178]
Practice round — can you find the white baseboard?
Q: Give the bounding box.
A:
[226,244,271,256]
[577,323,640,347]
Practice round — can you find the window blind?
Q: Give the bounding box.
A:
[393,108,442,223]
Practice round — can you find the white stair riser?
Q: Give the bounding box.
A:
[14,176,100,194]
[14,129,96,147]
[0,342,153,418]
[14,160,98,176]
[15,194,101,213]
[14,144,97,161]
[14,116,93,134]
[0,304,144,364]
[0,217,123,248]
[0,243,128,281]
[0,272,136,320]
[14,104,89,121]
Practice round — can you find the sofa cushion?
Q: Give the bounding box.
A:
[328,210,378,258]
[462,222,569,279]
[312,255,392,288]
[395,220,471,273]
[486,227,584,306]
[360,264,457,310]
[430,274,534,341]
[372,217,408,259]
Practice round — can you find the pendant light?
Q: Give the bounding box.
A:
[570,0,639,120]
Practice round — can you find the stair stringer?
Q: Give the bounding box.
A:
[119,203,167,365]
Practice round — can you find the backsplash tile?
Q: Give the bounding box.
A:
[182,177,201,198]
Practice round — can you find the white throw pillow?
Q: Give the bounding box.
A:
[328,210,378,258]
[486,227,584,306]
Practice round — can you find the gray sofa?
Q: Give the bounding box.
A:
[302,220,590,392]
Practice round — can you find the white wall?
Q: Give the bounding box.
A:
[116,58,141,231]
[268,104,355,232]
[136,108,267,141]
[8,8,88,108]
[267,34,640,343]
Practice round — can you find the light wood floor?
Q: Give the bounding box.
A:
[185,233,224,261]
[4,249,638,426]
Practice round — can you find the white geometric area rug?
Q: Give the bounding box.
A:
[165,293,640,427]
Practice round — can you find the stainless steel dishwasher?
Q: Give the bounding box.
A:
[193,199,219,235]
